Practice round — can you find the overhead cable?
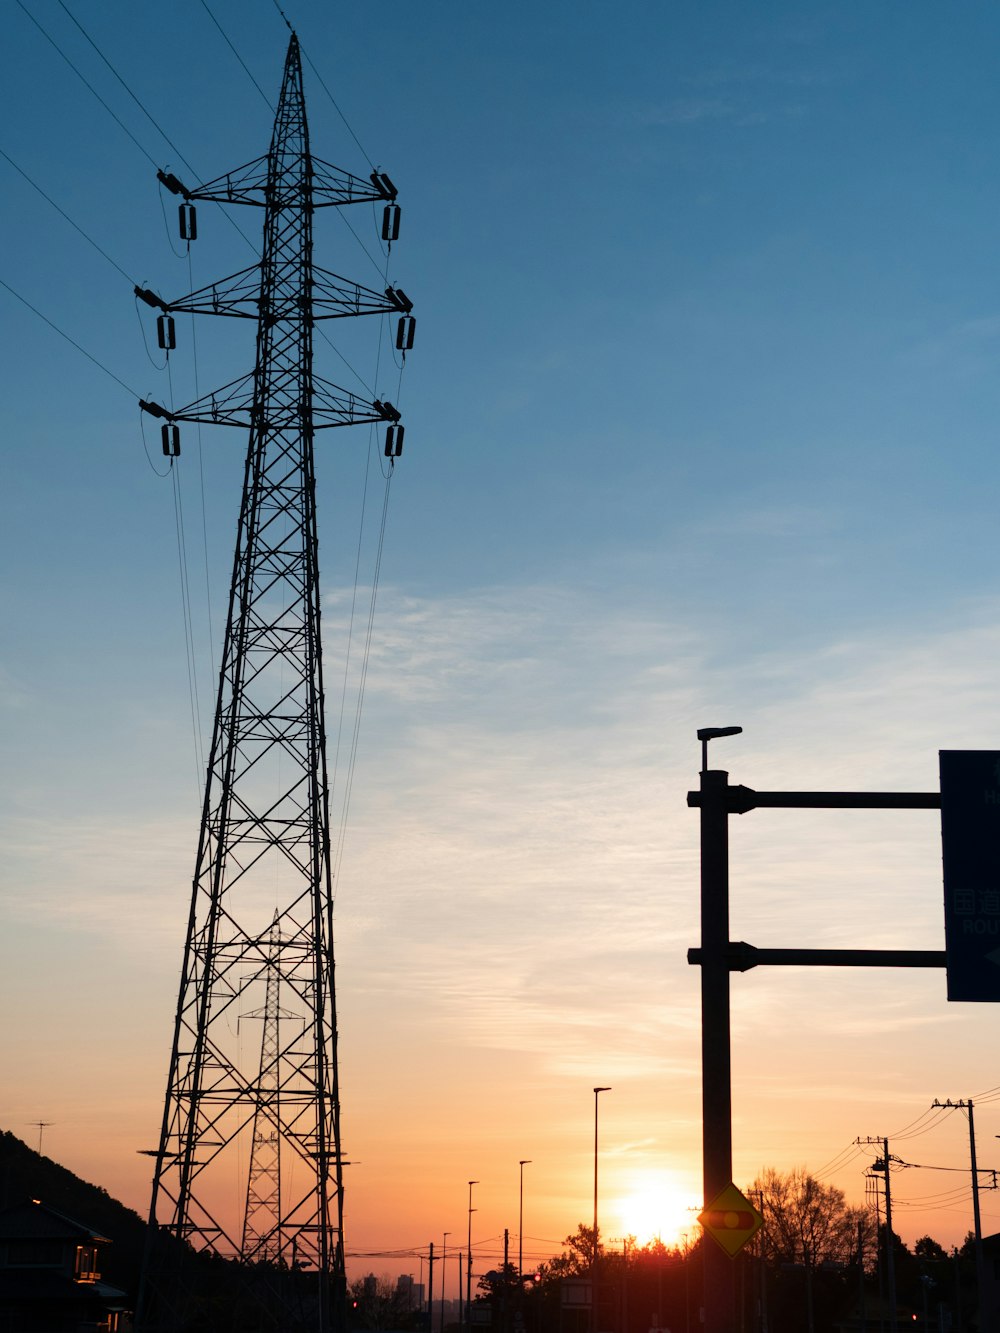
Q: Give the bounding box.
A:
[15,0,159,168]
[269,0,294,34]
[198,0,273,110]
[0,275,139,397]
[55,0,195,172]
[20,0,259,258]
[0,145,136,284]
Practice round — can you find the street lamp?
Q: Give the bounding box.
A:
[697,725,742,773]
[440,1232,450,1333]
[466,1180,478,1328]
[593,1087,611,1333]
[518,1160,532,1277]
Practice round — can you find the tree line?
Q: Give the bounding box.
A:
[348,1167,986,1333]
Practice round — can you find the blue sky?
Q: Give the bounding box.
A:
[5,0,1000,1275]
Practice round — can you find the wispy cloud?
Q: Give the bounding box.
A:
[319,586,1000,1085]
[903,314,1000,376]
[7,582,1000,1110]
[6,576,1000,1244]
[622,54,833,133]
[1,814,192,945]
[635,98,736,127]
[0,663,34,711]
[686,501,843,541]
[626,96,805,131]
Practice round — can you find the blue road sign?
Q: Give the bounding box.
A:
[940,750,1000,1002]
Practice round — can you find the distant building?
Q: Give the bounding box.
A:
[397,1273,424,1309]
[0,1198,130,1331]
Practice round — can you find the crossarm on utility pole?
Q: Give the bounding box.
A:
[688,787,941,814]
[687,943,947,971]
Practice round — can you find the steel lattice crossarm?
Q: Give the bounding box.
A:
[136,269,412,322]
[140,373,400,430]
[158,156,397,208]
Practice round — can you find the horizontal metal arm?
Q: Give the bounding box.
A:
[312,157,396,207]
[138,267,411,323]
[164,155,392,208]
[688,784,941,814]
[688,941,947,971]
[139,375,401,431]
[185,155,374,207]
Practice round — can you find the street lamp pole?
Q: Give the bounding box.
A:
[592,1087,611,1333]
[518,1160,531,1277]
[440,1233,450,1333]
[466,1180,478,1328]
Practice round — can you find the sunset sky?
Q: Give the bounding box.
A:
[6,0,1000,1294]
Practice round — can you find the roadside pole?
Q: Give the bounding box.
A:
[699,764,736,1329]
[685,729,986,1333]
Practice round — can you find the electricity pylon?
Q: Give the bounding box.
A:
[136,34,409,1333]
[242,912,298,1264]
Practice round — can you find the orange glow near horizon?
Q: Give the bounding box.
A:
[607,1171,702,1250]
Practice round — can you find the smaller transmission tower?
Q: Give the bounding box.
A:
[242,913,299,1263]
[136,33,412,1333]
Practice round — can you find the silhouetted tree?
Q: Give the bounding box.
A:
[541,1223,601,1276]
[530,1226,700,1333]
[751,1167,875,1333]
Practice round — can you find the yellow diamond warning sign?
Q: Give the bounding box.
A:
[698,1183,763,1258]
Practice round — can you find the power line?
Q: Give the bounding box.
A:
[0,145,136,284]
[814,1142,869,1180]
[0,275,138,398]
[171,462,207,799]
[331,465,394,898]
[20,0,261,259]
[890,1105,953,1142]
[264,0,377,171]
[15,0,159,169]
[198,0,273,111]
[300,43,376,173]
[269,0,294,34]
[896,1159,1000,1176]
[54,1,195,172]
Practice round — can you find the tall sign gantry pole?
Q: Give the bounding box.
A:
[136,35,410,1333]
[687,728,967,1333]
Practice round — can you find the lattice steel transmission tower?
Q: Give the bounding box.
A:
[136,34,410,1333]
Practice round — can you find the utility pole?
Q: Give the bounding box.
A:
[135,33,410,1333]
[503,1229,510,1333]
[467,1181,478,1329]
[933,1099,987,1326]
[592,1088,611,1333]
[441,1233,451,1333]
[428,1242,435,1329]
[856,1137,899,1333]
[518,1160,531,1278]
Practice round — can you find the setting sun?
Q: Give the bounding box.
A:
[609,1172,702,1249]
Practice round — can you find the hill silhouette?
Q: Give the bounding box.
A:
[0,1130,148,1296]
[0,1135,327,1329]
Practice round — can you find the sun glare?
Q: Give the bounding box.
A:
[611,1174,700,1249]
